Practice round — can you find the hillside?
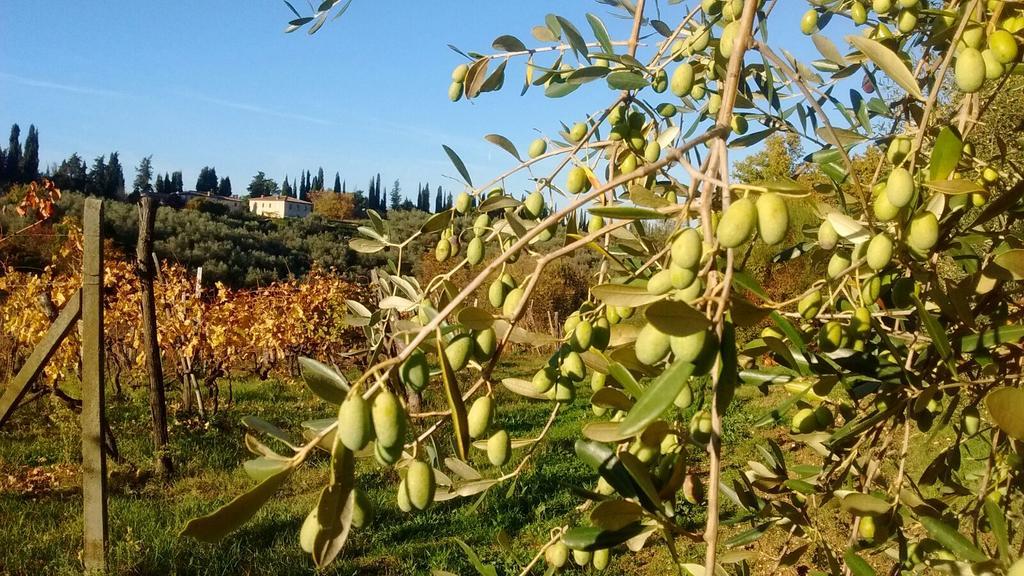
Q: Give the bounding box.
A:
[4,191,378,288]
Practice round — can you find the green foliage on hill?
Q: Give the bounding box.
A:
[56,193,376,287]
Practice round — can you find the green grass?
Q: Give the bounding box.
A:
[3,352,933,575]
[1,354,637,575]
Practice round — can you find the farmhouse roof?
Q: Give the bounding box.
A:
[248,195,313,205]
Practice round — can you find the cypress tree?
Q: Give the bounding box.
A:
[88,155,107,197]
[133,155,154,195]
[22,124,39,182]
[6,124,22,183]
[196,166,218,193]
[333,172,341,193]
[376,174,384,213]
[106,152,125,198]
[389,179,402,211]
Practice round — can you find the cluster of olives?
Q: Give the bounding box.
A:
[789,404,835,434]
[391,328,512,498]
[435,184,552,266]
[632,191,788,363]
[530,305,613,404]
[466,395,512,467]
[299,388,412,551]
[449,63,469,102]
[602,105,662,186]
[338,390,440,513]
[811,0,1023,93]
[799,0,1022,94]
[545,540,612,571]
[661,0,752,132]
[952,14,1020,94]
[796,143,959,355]
[401,325,498,388]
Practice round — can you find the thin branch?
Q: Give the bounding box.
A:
[703,1,759,573]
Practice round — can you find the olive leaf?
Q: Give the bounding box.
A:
[606,71,649,90]
[928,126,963,181]
[298,357,350,404]
[586,13,613,54]
[847,36,924,100]
[477,194,521,212]
[464,58,490,99]
[993,249,1024,280]
[420,209,454,233]
[618,451,662,511]
[591,499,645,531]
[591,283,663,307]
[484,134,519,161]
[918,516,987,562]
[567,66,611,84]
[445,457,482,481]
[180,466,293,542]
[812,34,846,65]
[312,482,354,567]
[349,238,385,254]
[756,177,813,197]
[441,145,473,186]
[839,492,890,516]
[243,457,291,482]
[561,523,647,552]
[617,360,695,437]
[574,439,637,498]
[582,421,633,442]
[590,387,633,411]
[958,324,1024,352]
[985,387,1024,441]
[456,307,495,330]
[491,34,526,53]
[241,416,297,448]
[546,79,580,98]
[438,329,471,459]
[606,361,644,398]
[454,538,499,576]
[555,16,589,61]
[588,205,668,220]
[843,549,876,576]
[826,212,869,243]
[531,25,557,43]
[924,179,982,195]
[644,300,710,336]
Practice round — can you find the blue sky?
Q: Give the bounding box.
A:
[0,1,841,199]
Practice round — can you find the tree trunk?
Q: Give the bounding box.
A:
[136,196,173,478]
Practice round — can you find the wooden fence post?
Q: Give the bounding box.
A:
[137,196,173,478]
[82,198,108,574]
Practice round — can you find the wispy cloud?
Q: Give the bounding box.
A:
[176,90,333,126]
[0,72,129,98]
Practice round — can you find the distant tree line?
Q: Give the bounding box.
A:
[2,121,457,218]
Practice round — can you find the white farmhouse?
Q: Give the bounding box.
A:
[248,195,313,218]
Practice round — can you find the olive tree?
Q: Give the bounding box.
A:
[184,0,1024,573]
